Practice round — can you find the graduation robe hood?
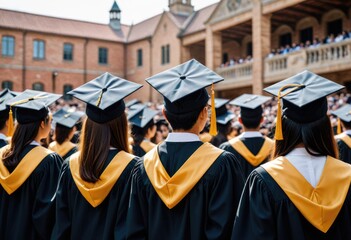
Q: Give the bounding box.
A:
[49,141,76,158]
[262,156,351,233]
[69,151,135,207]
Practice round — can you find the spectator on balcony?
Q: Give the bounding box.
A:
[326,33,335,44]
[342,31,349,40]
[291,42,300,52]
[335,33,344,43]
[268,49,276,58]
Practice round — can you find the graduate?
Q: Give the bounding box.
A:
[331,104,351,164]
[0,90,63,240]
[220,94,273,179]
[126,59,245,239]
[48,108,85,160]
[232,70,351,239]
[0,89,17,147]
[210,98,235,147]
[51,72,142,240]
[128,104,158,157]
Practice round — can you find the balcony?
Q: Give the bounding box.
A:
[215,62,253,90]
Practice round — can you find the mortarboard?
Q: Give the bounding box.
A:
[214,98,235,125]
[264,70,344,140]
[145,59,224,135]
[68,72,143,123]
[6,89,61,135]
[128,105,158,128]
[52,108,85,129]
[126,99,141,108]
[330,104,351,134]
[0,89,18,120]
[230,94,271,119]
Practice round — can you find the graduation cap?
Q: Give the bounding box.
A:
[146,59,224,135]
[6,90,62,135]
[264,70,344,140]
[330,104,351,134]
[230,94,271,120]
[52,108,85,129]
[214,98,235,125]
[128,105,158,128]
[0,89,18,120]
[68,72,143,123]
[125,99,141,108]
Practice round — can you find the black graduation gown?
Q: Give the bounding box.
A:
[132,145,146,157]
[232,166,351,240]
[0,145,62,240]
[336,134,351,164]
[61,146,78,160]
[0,139,8,148]
[126,141,245,240]
[210,132,227,147]
[220,137,269,179]
[51,149,138,240]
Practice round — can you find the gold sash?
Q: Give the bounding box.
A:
[69,151,135,207]
[229,137,274,166]
[0,145,52,194]
[335,133,351,148]
[140,140,156,153]
[49,141,76,158]
[263,156,351,233]
[144,142,224,209]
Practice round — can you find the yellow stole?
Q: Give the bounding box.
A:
[69,151,135,207]
[335,133,351,148]
[0,145,52,194]
[229,137,274,166]
[49,141,76,158]
[143,142,224,209]
[262,156,351,233]
[140,140,156,153]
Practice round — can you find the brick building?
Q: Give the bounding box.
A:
[1,0,351,102]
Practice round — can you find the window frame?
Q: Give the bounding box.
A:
[98,47,108,65]
[1,36,15,57]
[63,43,74,61]
[33,39,45,60]
[32,82,44,91]
[1,80,13,90]
[137,48,143,67]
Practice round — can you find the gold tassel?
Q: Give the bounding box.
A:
[274,84,305,141]
[337,118,342,135]
[7,107,14,137]
[209,83,217,136]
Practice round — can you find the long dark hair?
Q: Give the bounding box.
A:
[55,123,73,145]
[79,112,129,183]
[273,115,338,158]
[131,120,155,146]
[2,115,50,172]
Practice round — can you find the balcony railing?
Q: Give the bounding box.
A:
[216,62,253,81]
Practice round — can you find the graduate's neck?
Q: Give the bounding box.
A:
[243,126,260,132]
[173,128,199,135]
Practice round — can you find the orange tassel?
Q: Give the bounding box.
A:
[209,83,217,136]
[7,107,14,137]
[337,118,342,135]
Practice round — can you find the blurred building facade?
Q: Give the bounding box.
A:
[1,0,351,102]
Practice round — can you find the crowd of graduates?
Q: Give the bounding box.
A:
[0,59,351,239]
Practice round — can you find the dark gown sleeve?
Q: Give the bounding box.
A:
[32,153,63,240]
[51,160,71,240]
[231,169,276,240]
[126,159,148,240]
[205,152,245,239]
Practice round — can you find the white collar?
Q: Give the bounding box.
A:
[30,141,41,146]
[0,133,7,141]
[238,131,262,138]
[165,132,200,142]
[344,130,351,135]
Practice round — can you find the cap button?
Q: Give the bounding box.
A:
[102,88,107,92]
[180,76,186,80]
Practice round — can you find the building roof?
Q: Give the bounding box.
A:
[110,1,121,12]
[127,14,162,43]
[181,3,217,36]
[0,9,129,42]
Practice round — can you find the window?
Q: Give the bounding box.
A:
[33,40,45,59]
[222,53,229,64]
[2,36,15,57]
[246,42,253,56]
[279,33,292,47]
[63,43,73,61]
[32,82,44,91]
[98,47,108,64]
[300,27,313,44]
[327,19,342,36]
[161,44,170,65]
[137,49,143,67]
[2,81,13,90]
[63,84,73,100]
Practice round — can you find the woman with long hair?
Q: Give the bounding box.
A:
[51,73,142,240]
[0,90,63,240]
[49,108,84,160]
[129,105,158,157]
[232,71,351,239]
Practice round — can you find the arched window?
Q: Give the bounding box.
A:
[2,80,13,90]
[32,82,44,91]
[63,84,73,100]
